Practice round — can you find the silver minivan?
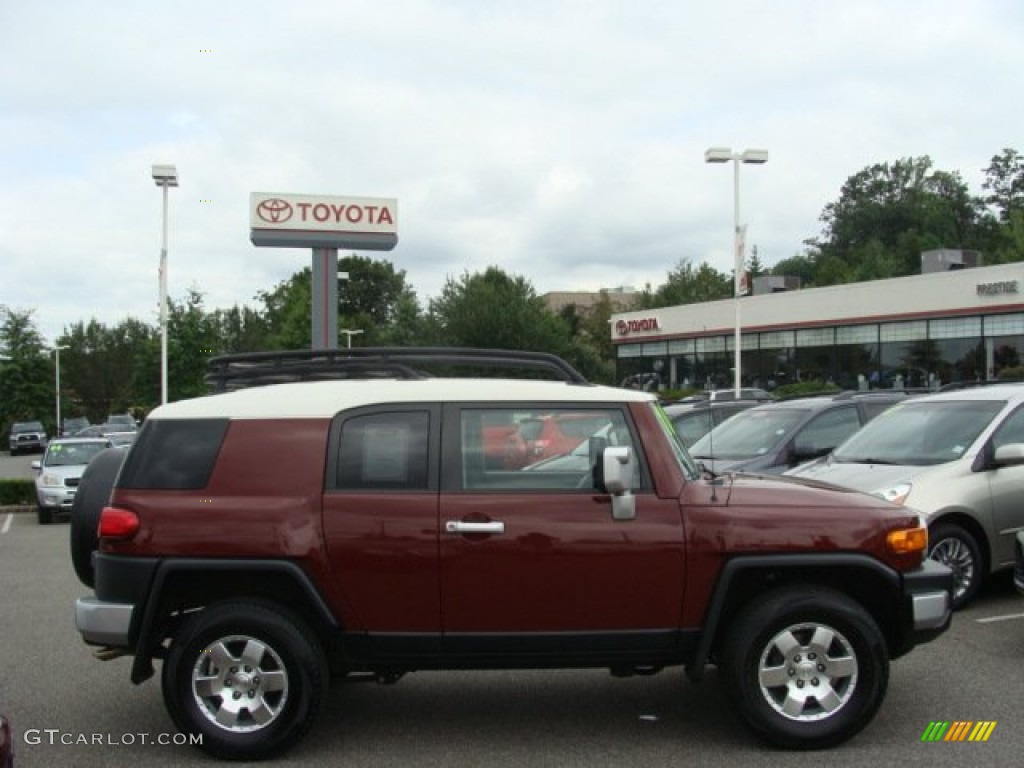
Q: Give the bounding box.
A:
[789,384,1024,608]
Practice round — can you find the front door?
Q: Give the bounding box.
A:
[439,404,686,655]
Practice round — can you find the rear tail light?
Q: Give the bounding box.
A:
[99,506,140,539]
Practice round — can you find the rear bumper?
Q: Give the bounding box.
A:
[75,597,134,646]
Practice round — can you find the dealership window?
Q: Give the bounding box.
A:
[794,328,837,384]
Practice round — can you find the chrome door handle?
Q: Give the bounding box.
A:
[445,520,505,534]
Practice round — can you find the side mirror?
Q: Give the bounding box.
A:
[993,443,1024,467]
[31,460,41,471]
[602,446,636,521]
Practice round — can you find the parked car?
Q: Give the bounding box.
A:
[689,391,909,475]
[502,411,614,468]
[106,413,138,431]
[664,399,766,448]
[62,416,91,436]
[32,437,112,524]
[0,712,12,768]
[1015,531,1024,596]
[8,420,47,455]
[72,347,950,760]
[788,384,1024,608]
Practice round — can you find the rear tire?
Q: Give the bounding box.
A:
[720,586,888,749]
[69,447,127,587]
[162,600,328,761]
[928,523,982,610]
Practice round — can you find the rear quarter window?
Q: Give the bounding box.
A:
[117,419,228,489]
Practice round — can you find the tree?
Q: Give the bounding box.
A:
[258,257,423,349]
[638,259,731,309]
[811,156,990,279]
[60,317,156,421]
[0,306,53,433]
[427,267,570,354]
[982,148,1024,222]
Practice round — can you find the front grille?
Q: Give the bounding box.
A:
[65,477,80,488]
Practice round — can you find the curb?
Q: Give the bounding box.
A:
[0,505,35,515]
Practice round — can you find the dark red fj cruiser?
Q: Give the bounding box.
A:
[72,348,952,760]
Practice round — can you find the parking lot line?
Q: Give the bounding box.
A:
[975,612,1024,624]
[1,513,11,535]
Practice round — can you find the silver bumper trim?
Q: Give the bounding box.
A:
[75,597,134,646]
[912,590,950,630]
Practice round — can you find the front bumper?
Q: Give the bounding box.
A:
[901,559,953,648]
[36,485,76,512]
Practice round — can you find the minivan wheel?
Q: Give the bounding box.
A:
[162,600,328,761]
[721,587,888,750]
[928,523,982,610]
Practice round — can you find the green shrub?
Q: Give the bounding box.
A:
[773,380,841,399]
[658,387,703,402]
[997,366,1024,380]
[0,479,35,505]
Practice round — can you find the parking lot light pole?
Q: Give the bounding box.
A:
[704,147,769,397]
[340,329,364,349]
[52,345,68,435]
[152,164,179,405]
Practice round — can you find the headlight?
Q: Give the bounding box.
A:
[40,473,63,487]
[873,482,912,506]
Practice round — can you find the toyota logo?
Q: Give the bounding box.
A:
[256,198,293,223]
[615,320,629,335]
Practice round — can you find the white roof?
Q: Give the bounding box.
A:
[149,378,655,420]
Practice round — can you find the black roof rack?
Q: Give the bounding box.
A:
[205,347,589,392]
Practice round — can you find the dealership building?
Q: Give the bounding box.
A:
[609,257,1024,391]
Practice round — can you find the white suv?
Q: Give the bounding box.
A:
[789,383,1024,608]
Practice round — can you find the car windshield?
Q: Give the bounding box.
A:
[13,421,44,433]
[44,442,107,466]
[689,408,807,459]
[833,399,1004,466]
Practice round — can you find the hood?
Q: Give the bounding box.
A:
[720,471,897,512]
[36,463,89,482]
[788,457,922,494]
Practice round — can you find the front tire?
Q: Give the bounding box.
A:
[37,506,53,525]
[928,523,982,610]
[720,587,888,750]
[162,600,328,761]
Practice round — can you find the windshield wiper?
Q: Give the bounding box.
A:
[836,456,897,465]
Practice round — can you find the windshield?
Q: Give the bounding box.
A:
[833,399,1004,466]
[690,407,806,459]
[44,441,108,467]
[13,421,44,433]
[652,402,700,479]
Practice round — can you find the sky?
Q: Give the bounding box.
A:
[2,0,1022,345]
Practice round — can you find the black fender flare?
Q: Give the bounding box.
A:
[685,553,900,682]
[129,558,340,684]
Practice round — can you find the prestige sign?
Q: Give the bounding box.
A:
[250,192,398,250]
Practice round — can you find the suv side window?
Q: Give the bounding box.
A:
[457,407,640,491]
[336,411,430,491]
[118,419,228,489]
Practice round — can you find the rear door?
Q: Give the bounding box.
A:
[438,403,686,655]
[322,405,442,637]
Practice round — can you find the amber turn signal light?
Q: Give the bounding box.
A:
[886,526,928,554]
